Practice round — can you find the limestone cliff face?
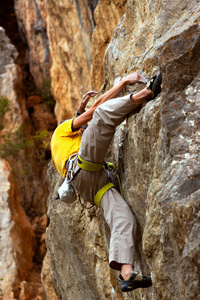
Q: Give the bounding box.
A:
[0,159,36,299]
[14,0,51,86]
[0,27,25,133]
[0,27,48,215]
[44,1,200,299]
[0,20,53,298]
[44,0,98,123]
[91,0,126,90]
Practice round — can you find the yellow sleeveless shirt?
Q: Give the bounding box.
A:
[50,119,81,178]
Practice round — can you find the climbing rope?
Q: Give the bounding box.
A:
[78,195,95,209]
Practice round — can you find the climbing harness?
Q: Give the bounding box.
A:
[77,155,123,207]
[94,182,115,207]
[57,154,123,209]
[78,156,104,171]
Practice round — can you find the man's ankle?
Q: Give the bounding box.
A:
[121,264,134,280]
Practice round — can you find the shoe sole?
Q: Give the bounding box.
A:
[120,278,152,292]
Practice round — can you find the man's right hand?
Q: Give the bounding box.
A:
[123,73,147,85]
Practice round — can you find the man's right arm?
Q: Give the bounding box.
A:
[73,73,145,130]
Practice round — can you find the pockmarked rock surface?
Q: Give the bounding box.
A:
[43,0,200,299]
[41,253,59,300]
[0,159,36,299]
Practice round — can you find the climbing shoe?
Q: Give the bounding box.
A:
[146,72,162,101]
[119,271,152,292]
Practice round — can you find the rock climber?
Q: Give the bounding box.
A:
[50,72,162,292]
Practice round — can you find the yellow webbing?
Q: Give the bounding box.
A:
[94,182,115,207]
[77,156,116,207]
[78,155,104,171]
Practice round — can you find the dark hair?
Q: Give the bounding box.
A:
[60,119,86,130]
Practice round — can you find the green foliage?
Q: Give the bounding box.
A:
[0,124,49,159]
[0,125,50,193]
[36,78,55,111]
[0,278,3,300]
[0,125,27,157]
[0,96,10,130]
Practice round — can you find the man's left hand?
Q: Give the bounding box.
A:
[78,90,98,113]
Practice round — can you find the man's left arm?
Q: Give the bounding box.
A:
[74,91,98,117]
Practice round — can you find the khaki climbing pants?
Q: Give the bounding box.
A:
[72,94,138,271]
